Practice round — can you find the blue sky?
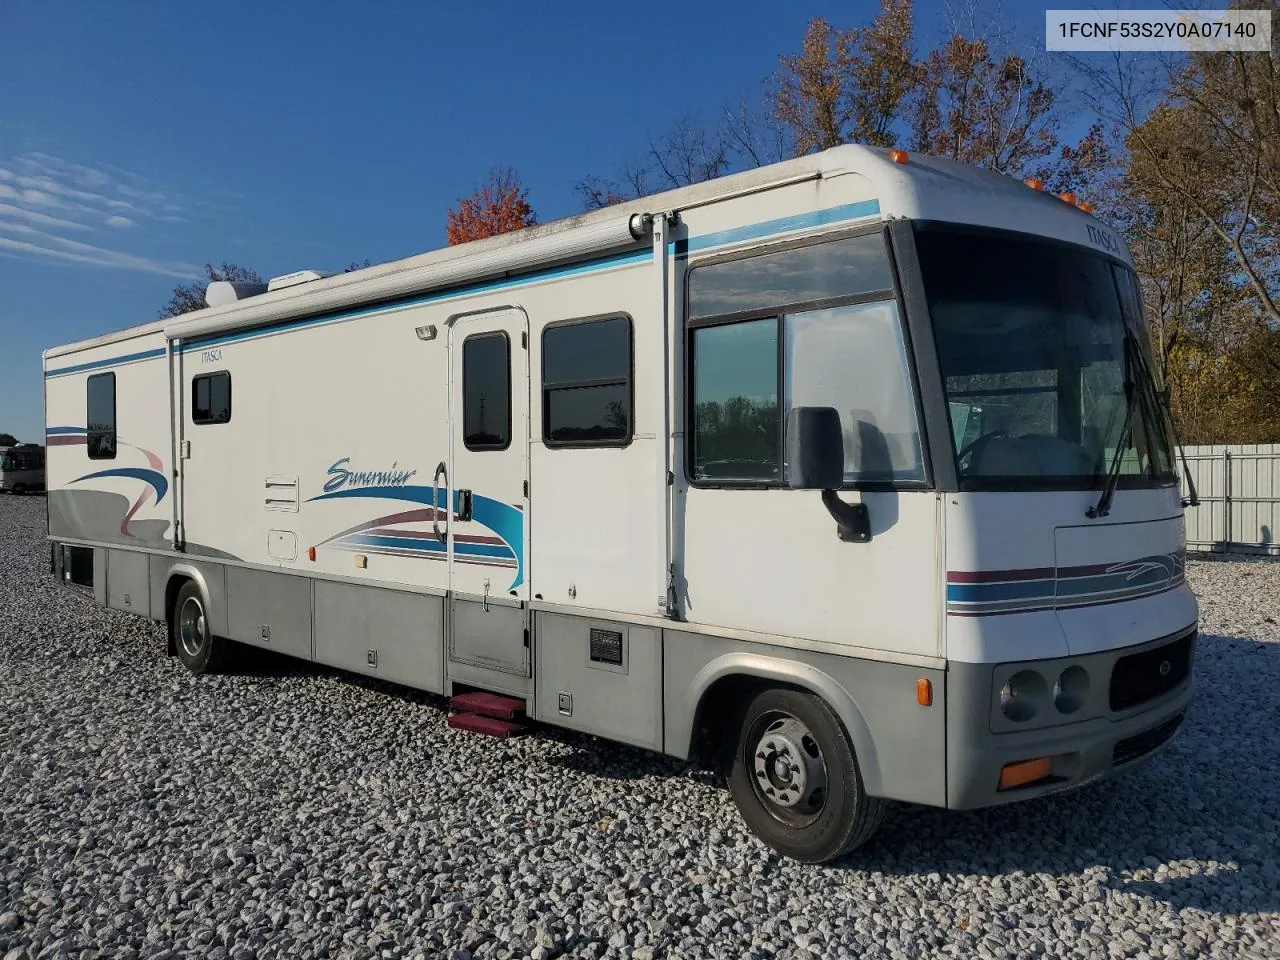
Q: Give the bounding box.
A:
[0,1,1050,444]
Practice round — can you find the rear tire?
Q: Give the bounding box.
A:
[171,581,226,674]
[724,686,884,863]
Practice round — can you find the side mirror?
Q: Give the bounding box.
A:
[785,406,871,543]
[784,406,845,489]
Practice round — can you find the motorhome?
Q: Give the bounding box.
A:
[1,442,45,494]
[43,145,1197,862]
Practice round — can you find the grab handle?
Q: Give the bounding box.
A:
[433,460,448,545]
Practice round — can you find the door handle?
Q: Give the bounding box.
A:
[433,460,448,545]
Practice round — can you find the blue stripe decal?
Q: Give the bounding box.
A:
[671,199,881,257]
[46,426,87,435]
[946,551,1185,617]
[45,347,166,379]
[45,198,884,375]
[342,533,513,559]
[181,248,654,353]
[946,580,1056,604]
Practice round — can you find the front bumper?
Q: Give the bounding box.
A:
[945,630,1195,809]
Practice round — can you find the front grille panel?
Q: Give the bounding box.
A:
[1113,711,1185,765]
[1109,631,1194,712]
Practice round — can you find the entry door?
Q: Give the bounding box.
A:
[446,309,530,676]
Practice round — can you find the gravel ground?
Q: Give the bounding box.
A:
[1,495,1278,960]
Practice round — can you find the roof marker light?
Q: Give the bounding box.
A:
[1024,178,1045,191]
[1058,191,1077,205]
[1077,200,1095,214]
[887,149,909,165]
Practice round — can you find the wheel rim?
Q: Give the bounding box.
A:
[178,596,207,658]
[747,712,829,826]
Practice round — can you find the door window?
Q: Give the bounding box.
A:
[462,332,511,451]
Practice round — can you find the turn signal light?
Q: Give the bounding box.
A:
[1024,178,1045,191]
[887,148,909,165]
[998,757,1053,790]
[916,677,933,707]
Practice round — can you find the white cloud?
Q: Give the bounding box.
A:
[0,202,94,231]
[0,221,197,277]
[0,153,200,276]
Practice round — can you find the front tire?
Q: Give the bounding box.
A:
[725,686,884,863]
[171,581,226,674]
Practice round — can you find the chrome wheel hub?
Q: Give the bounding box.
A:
[178,596,206,658]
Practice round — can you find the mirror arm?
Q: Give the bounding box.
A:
[820,489,872,543]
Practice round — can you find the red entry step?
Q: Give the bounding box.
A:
[447,691,528,738]
[447,712,525,738]
[449,691,526,720]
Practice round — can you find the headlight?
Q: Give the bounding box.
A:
[1053,666,1089,714]
[999,670,1047,722]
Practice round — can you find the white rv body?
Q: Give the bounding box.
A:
[43,145,1197,860]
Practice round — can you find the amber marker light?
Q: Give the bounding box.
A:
[307,546,316,561]
[887,148,909,164]
[1024,178,1045,191]
[916,677,933,707]
[1058,191,1077,205]
[998,757,1053,790]
[1077,200,1095,214]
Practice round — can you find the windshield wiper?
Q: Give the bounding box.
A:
[1123,328,1201,509]
[1087,346,1136,519]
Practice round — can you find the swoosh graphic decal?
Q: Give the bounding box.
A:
[72,468,169,506]
[309,485,525,590]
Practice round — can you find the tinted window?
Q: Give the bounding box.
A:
[192,372,232,425]
[918,226,1175,489]
[688,232,893,321]
[543,316,631,445]
[87,372,116,460]
[691,317,780,481]
[686,232,925,486]
[463,332,511,450]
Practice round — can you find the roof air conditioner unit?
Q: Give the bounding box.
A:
[205,280,269,308]
[267,269,330,292]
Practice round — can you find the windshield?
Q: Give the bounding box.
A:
[916,225,1175,491]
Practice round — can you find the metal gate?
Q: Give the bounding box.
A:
[1181,444,1280,555]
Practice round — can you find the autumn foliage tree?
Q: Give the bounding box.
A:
[445,167,537,245]
[771,1,915,153]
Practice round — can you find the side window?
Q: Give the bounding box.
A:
[690,317,780,481]
[86,372,116,460]
[542,316,632,446]
[463,332,511,450]
[192,371,232,425]
[687,231,926,486]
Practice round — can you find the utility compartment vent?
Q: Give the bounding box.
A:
[264,476,300,512]
[589,628,624,665]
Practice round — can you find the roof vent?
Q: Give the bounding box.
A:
[205,280,269,308]
[267,269,330,292]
